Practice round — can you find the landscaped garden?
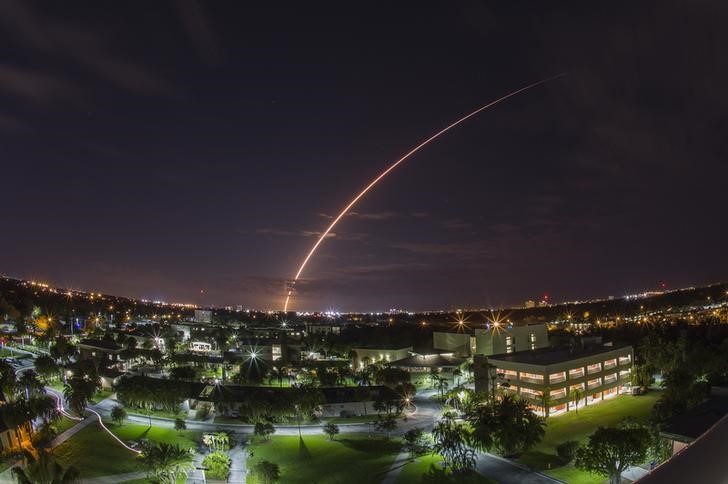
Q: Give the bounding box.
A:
[518,391,662,483]
[246,434,402,484]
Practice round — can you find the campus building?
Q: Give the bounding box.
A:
[433,323,549,357]
[351,345,413,368]
[474,344,633,416]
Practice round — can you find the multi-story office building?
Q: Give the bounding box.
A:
[474,344,633,416]
[434,323,549,357]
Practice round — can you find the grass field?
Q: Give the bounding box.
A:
[396,454,496,484]
[518,391,661,483]
[109,422,202,449]
[246,434,401,484]
[55,416,79,434]
[53,423,141,477]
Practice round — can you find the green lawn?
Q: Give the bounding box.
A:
[109,423,201,449]
[53,423,141,478]
[246,434,401,484]
[90,389,114,404]
[396,454,495,484]
[518,392,662,483]
[55,416,79,434]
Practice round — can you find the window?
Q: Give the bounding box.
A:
[587,363,602,374]
[619,369,631,379]
[587,377,602,390]
[520,387,542,399]
[506,336,513,353]
[519,372,544,384]
[550,388,567,399]
[604,373,618,384]
[569,367,585,379]
[619,355,632,365]
[570,383,585,392]
[497,369,517,379]
[549,371,566,384]
[604,358,617,369]
[530,333,536,342]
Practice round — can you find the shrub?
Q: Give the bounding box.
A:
[252,460,280,484]
[196,403,211,420]
[202,451,231,480]
[111,405,127,425]
[254,422,275,441]
[323,422,340,440]
[556,440,580,464]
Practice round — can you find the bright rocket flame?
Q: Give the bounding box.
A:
[284,73,566,312]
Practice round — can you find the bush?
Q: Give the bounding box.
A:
[254,422,275,441]
[556,440,580,464]
[323,422,340,440]
[252,460,280,484]
[111,405,127,425]
[196,403,211,420]
[202,451,231,480]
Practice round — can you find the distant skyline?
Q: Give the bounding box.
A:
[3,1,728,311]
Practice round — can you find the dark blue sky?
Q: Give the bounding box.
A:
[2,1,727,311]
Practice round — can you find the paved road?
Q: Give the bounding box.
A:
[476,453,562,484]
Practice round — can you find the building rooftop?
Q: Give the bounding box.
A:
[487,344,631,366]
[391,353,465,368]
[78,338,122,351]
[352,344,413,350]
[661,394,728,442]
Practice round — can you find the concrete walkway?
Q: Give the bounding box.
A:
[186,450,206,484]
[49,415,96,448]
[228,445,247,483]
[381,451,411,484]
[475,452,562,484]
[80,471,147,484]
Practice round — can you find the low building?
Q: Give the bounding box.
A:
[305,322,342,336]
[0,393,31,451]
[660,390,728,455]
[351,345,413,368]
[78,338,124,364]
[390,353,465,375]
[433,332,473,357]
[476,344,633,416]
[434,323,549,357]
[473,323,549,355]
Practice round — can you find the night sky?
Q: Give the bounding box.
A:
[2,1,728,312]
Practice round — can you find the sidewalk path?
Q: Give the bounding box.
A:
[49,415,96,448]
[228,445,247,484]
[81,471,147,484]
[475,452,562,484]
[186,450,206,484]
[381,451,411,484]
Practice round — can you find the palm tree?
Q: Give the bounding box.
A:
[63,377,99,417]
[141,443,194,484]
[434,377,449,398]
[432,411,476,474]
[568,387,584,415]
[12,449,80,483]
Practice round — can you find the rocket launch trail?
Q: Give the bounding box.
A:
[283,73,566,312]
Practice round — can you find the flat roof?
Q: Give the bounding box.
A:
[661,395,728,442]
[488,344,631,366]
[353,344,412,350]
[391,353,465,368]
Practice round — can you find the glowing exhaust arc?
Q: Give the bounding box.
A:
[283,74,566,312]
